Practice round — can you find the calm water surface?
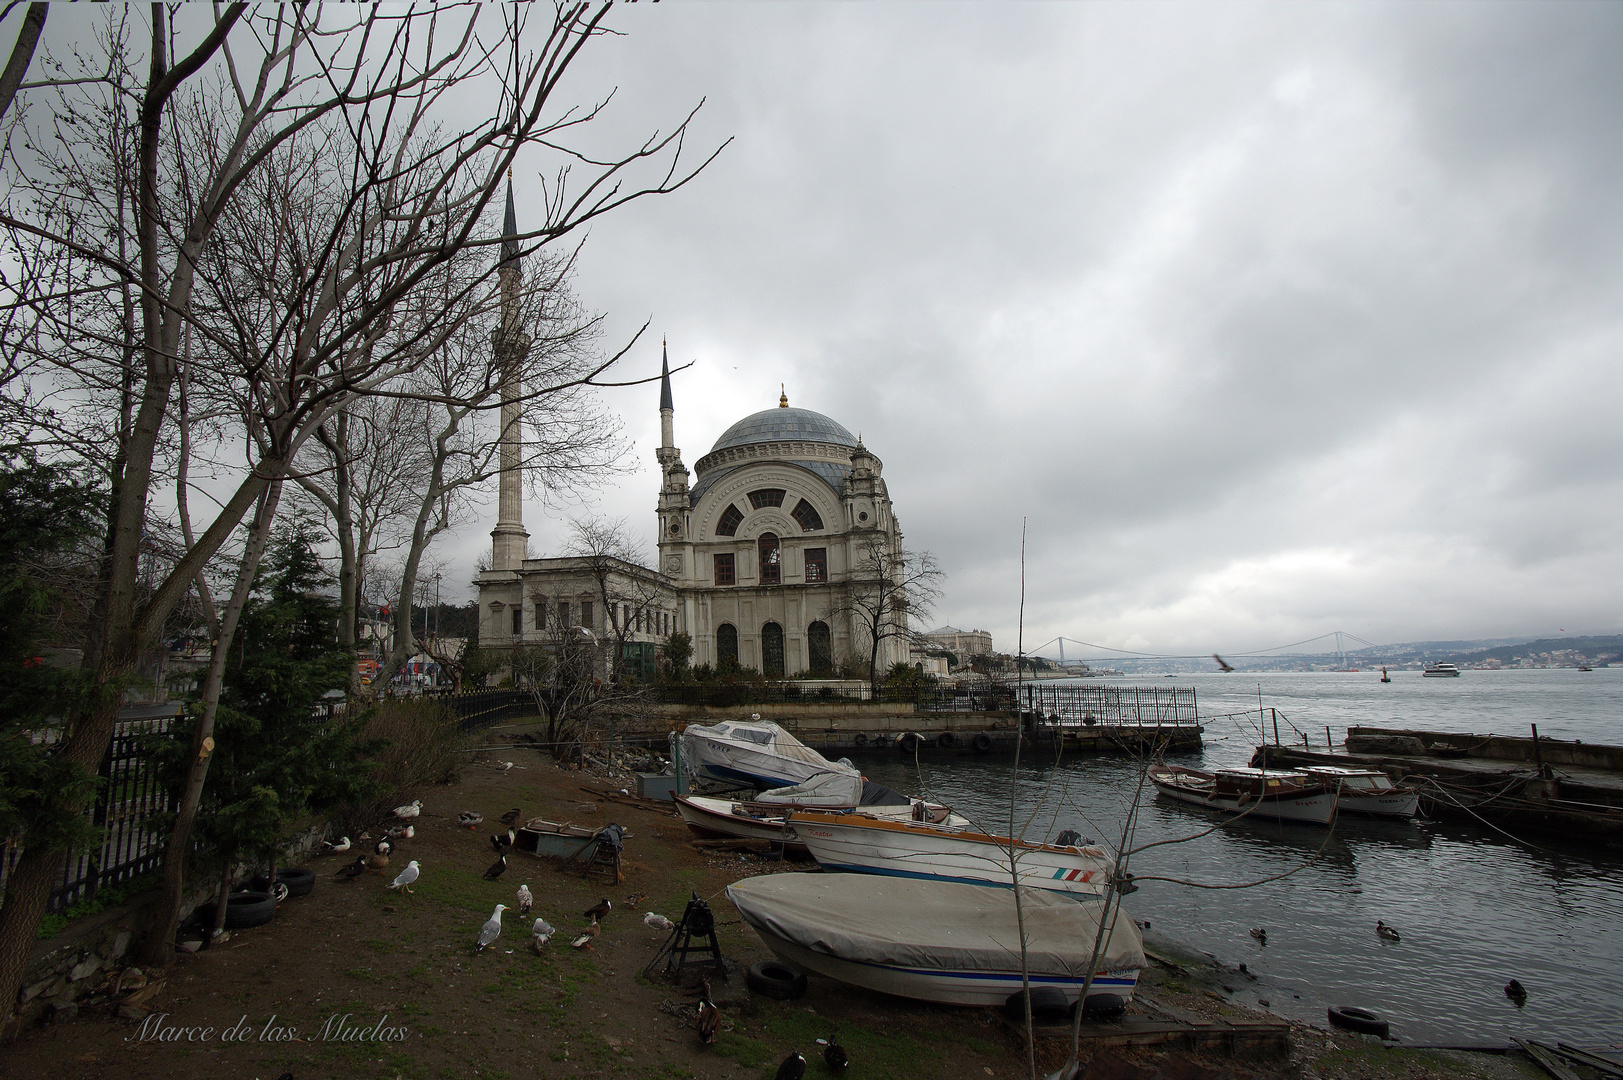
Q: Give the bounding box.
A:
[852,669,1623,1046]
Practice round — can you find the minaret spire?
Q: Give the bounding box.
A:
[657,338,679,469]
[490,169,530,572]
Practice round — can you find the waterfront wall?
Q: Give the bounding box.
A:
[1347,726,1623,771]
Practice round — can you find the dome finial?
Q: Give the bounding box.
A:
[779,384,788,408]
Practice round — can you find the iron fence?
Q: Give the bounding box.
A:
[1021,684,1200,727]
[652,683,1018,711]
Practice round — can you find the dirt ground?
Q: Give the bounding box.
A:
[1,719,1543,1080]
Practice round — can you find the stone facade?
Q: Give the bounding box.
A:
[918,625,994,659]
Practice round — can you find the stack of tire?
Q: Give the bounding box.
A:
[195,867,315,930]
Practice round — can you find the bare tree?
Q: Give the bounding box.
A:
[825,532,944,695]
[0,2,727,998]
[565,516,668,682]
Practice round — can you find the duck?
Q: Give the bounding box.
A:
[1505,979,1527,1004]
[1376,920,1401,941]
[483,853,507,881]
[490,828,515,853]
[335,854,367,880]
[817,1035,849,1072]
[500,808,522,827]
[374,839,391,857]
[324,835,351,853]
[385,824,414,840]
[570,923,599,950]
[391,799,423,820]
[696,994,720,1045]
[774,1052,807,1080]
[457,811,483,830]
[583,898,612,922]
[1249,927,1267,945]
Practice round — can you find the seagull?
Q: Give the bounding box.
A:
[475,904,506,953]
[500,808,522,827]
[324,836,351,853]
[817,1035,849,1072]
[392,800,423,820]
[1377,920,1401,941]
[388,860,420,893]
[374,839,392,857]
[516,884,532,916]
[490,828,515,853]
[696,993,720,1045]
[1213,654,1235,673]
[457,811,483,829]
[1249,927,1267,945]
[336,854,367,881]
[495,761,514,772]
[583,898,611,922]
[774,1051,807,1080]
[483,854,507,881]
[644,912,674,932]
[532,918,556,951]
[570,923,599,949]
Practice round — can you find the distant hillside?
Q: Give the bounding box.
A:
[1444,635,1623,666]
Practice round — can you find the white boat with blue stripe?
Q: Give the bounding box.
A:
[726,873,1142,1009]
[785,811,1114,899]
[681,717,858,790]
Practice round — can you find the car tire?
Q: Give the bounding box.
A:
[746,961,808,1000]
[195,891,277,930]
[972,733,994,751]
[1327,1006,1390,1039]
[937,732,958,749]
[251,867,316,898]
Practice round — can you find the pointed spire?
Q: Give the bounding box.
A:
[659,339,674,412]
[499,171,519,270]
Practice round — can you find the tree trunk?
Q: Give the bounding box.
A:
[206,859,233,947]
[139,479,284,965]
[0,3,47,124]
[0,832,57,1039]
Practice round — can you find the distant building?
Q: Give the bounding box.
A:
[918,625,993,660]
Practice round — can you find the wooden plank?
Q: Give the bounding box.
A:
[1554,1044,1623,1078]
[1516,1038,1585,1080]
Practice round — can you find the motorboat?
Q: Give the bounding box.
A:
[726,873,1143,1009]
[1148,764,1339,825]
[1298,766,1420,818]
[675,787,968,854]
[680,717,857,790]
[785,812,1114,899]
[1422,663,1461,677]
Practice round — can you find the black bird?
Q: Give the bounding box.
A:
[483,853,507,881]
[1249,927,1267,945]
[490,827,515,853]
[774,1052,807,1080]
[336,854,367,881]
[695,995,720,1045]
[583,897,612,922]
[1213,654,1235,673]
[817,1034,849,1071]
[500,808,522,828]
[1505,979,1527,1005]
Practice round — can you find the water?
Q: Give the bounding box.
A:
[850,669,1623,1046]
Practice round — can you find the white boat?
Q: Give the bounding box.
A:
[1148,764,1339,825]
[675,793,968,854]
[726,873,1143,1009]
[680,717,857,790]
[785,812,1115,899]
[1299,766,1420,818]
[1423,663,1461,677]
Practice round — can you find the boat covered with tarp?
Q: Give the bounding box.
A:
[726,873,1143,1008]
[680,717,857,790]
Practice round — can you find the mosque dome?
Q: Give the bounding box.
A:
[708,406,858,453]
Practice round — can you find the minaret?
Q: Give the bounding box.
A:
[490,175,530,571]
[656,340,678,469]
[655,341,691,587]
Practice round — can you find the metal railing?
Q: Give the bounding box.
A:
[651,683,1018,711]
[1021,684,1200,727]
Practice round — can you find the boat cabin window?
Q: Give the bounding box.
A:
[732,728,773,745]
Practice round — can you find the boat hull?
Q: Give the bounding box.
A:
[681,722,856,790]
[1149,770,1338,825]
[1334,789,1421,818]
[675,795,807,852]
[751,925,1139,1008]
[787,813,1113,898]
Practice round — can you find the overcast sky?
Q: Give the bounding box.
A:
[442,1,1623,661]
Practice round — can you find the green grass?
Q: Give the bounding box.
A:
[720,1005,949,1080]
[36,872,161,940]
[343,966,382,982]
[364,937,395,954]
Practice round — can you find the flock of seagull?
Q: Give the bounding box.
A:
[325,796,856,1070]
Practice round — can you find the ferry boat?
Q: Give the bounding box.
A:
[1422,663,1461,677]
[1148,764,1339,825]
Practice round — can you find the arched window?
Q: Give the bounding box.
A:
[791,499,823,532]
[758,532,781,585]
[716,504,744,537]
[808,621,832,676]
[761,621,785,678]
[716,623,739,669]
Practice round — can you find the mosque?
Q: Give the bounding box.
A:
[474,186,911,678]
